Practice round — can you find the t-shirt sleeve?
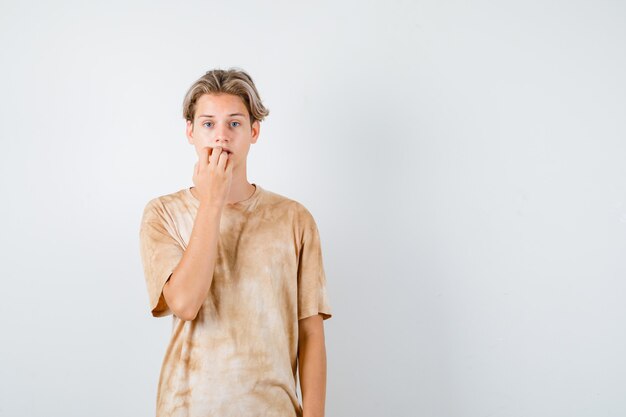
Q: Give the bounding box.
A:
[139,199,184,318]
[297,206,333,321]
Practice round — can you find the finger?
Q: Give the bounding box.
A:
[210,146,222,166]
[217,150,229,170]
[225,155,234,172]
[199,147,210,166]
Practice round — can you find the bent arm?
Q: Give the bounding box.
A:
[163,203,222,321]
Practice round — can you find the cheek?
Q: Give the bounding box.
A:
[194,130,209,140]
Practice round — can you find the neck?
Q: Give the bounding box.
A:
[225,179,256,205]
[225,163,255,204]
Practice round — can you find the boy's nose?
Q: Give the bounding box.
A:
[214,134,229,144]
[214,125,230,142]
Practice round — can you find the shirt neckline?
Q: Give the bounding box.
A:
[185,183,262,209]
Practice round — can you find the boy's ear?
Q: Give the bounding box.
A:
[185,120,194,144]
[251,120,260,144]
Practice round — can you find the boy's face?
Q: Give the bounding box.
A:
[186,93,260,170]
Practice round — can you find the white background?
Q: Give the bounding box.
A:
[1,1,625,416]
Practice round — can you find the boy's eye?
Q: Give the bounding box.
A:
[231,121,241,127]
[202,121,213,128]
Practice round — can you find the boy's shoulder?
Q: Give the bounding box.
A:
[258,185,310,211]
[262,188,324,240]
[258,185,320,223]
[140,188,190,220]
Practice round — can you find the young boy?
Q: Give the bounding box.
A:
[139,68,333,417]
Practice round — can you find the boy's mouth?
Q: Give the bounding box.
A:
[211,147,232,155]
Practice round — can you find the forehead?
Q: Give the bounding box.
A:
[195,93,249,117]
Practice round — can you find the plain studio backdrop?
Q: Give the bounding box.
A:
[1,1,625,416]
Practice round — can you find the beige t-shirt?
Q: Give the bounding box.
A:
[138,183,332,417]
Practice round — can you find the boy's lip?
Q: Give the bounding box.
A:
[211,146,232,154]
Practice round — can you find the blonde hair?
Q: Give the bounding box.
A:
[182,67,269,127]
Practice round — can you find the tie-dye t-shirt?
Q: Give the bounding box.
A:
[138,183,332,417]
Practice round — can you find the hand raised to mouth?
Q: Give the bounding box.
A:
[192,145,234,207]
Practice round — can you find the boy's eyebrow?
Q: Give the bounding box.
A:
[198,113,246,118]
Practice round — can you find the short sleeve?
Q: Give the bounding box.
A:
[139,199,184,318]
[297,207,333,321]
